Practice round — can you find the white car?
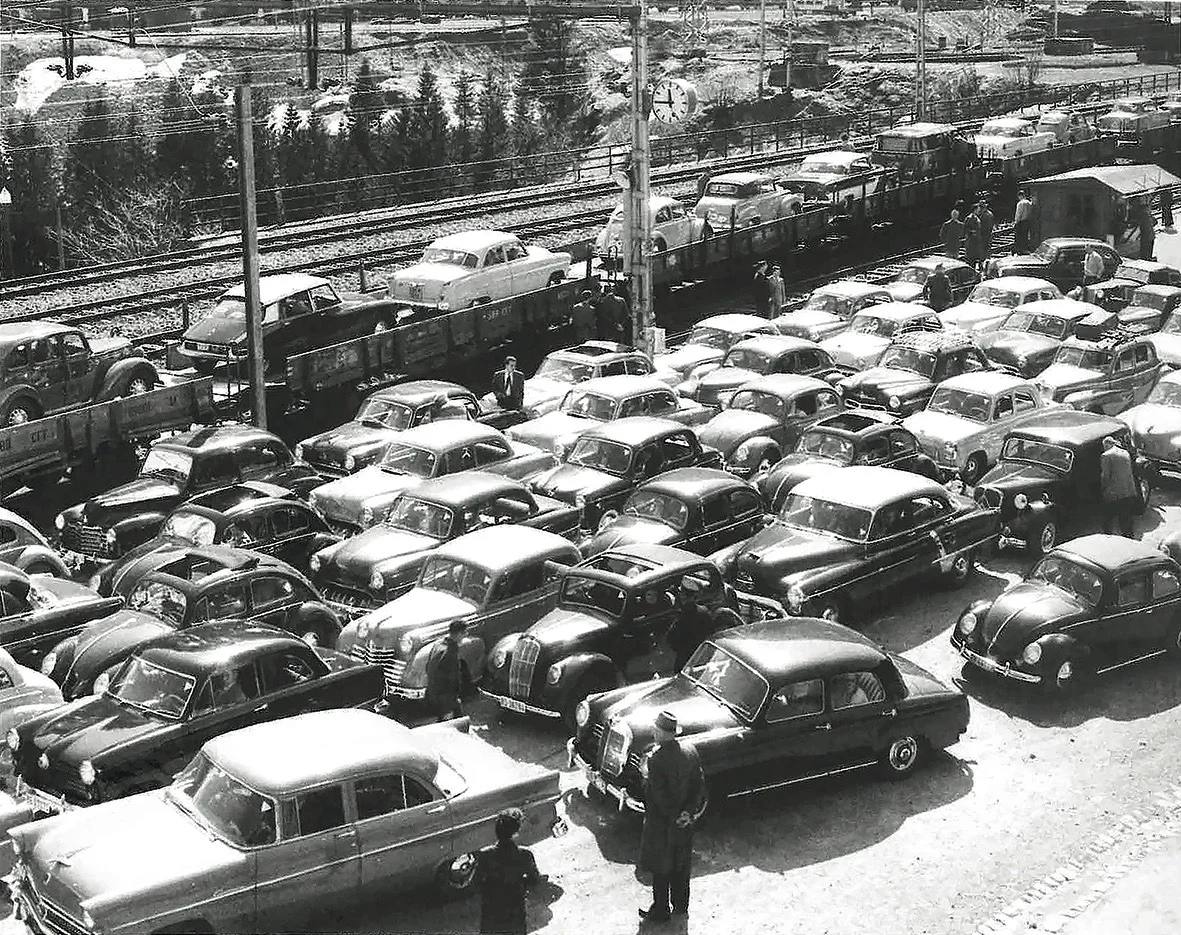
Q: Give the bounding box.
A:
[939,276,1062,333]
[974,117,1056,160]
[1097,97,1171,136]
[653,313,779,384]
[595,195,708,259]
[483,342,653,417]
[780,151,895,207]
[774,280,893,343]
[821,302,942,373]
[390,230,570,311]
[693,171,804,230]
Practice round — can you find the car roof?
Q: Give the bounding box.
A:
[937,371,1033,395]
[1008,409,1127,445]
[1013,299,1103,320]
[370,380,471,405]
[1116,259,1171,272]
[0,508,42,541]
[814,280,892,298]
[712,617,887,684]
[802,151,866,166]
[427,229,516,252]
[575,374,668,396]
[157,424,284,453]
[584,416,686,444]
[697,313,776,333]
[729,334,819,354]
[433,525,578,569]
[204,709,439,797]
[907,255,972,271]
[406,472,525,507]
[393,420,503,449]
[184,484,286,516]
[1056,534,1166,573]
[891,330,980,353]
[640,467,747,500]
[588,544,710,580]
[858,301,935,321]
[880,122,955,137]
[138,622,309,677]
[1134,283,1181,296]
[739,373,833,397]
[142,546,289,591]
[0,321,74,347]
[980,116,1032,127]
[811,410,897,437]
[223,273,327,306]
[709,171,769,185]
[549,342,636,362]
[982,276,1059,291]
[791,466,946,508]
[1042,237,1110,248]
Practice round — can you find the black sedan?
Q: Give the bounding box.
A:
[987,238,1121,293]
[569,617,969,815]
[952,535,1181,692]
[977,299,1102,378]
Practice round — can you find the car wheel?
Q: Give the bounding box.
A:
[122,369,155,396]
[1046,654,1086,694]
[1136,477,1152,515]
[651,237,668,253]
[1030,520,1058,557]
[878,734,925,780]
[192,359,216,376]
[2,398,40,426]
[435,853,477,898]
[562,671,617,733]
[942,550,975,588]
[961,453,987,486]
[754,448,780,478]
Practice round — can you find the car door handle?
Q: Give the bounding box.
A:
[814,723,832,731]
[881,708,897,718]
[425,804,446,814]
[253,702,269,713]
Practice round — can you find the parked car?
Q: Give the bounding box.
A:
[779,151,895,209]
[296,380,518,478]
[89,483,337,598]
[0,508,68,577]
[1034,321,1161,413]
[0,647,61,758]
[0,322,158,426]
[872,121,969,179]
[1083,259,1181,313]
[180,273,398,375]
[1118,368,1181,473]
[596,195,708,262]
[822,302,943,373]
[652,314,779,384]
[0,563,121,670]
[977,299,1104,377]
[693,171,803,230]
[6,709,563,933]
[974,117,1056,159]
[1123,285,1181,337]
[508,375,711,455]
[308,421,555,535]
[484,546,781,727]
[774,280,893,343]
[484,342,654,417]
[974,409,1151,555]
[678,335,841,407]
[529,417,724,531]
[312,473,580,617]
[1150,306,1181,367]
[580,469,767,558]
[987,238,1122,293]
[1035,110,1096,143]
[952,535,1181,692]
[389,230,570,312]
[56,425,322,564]
[885,256,979,306]
[339,526,580,701]
[725,467,998,623]
[940,276,1064,333]
[838,330,993,416]
[757,411,941,510]
[43,547,344,700]
[903,372,1057,483]
[1097,96,1171,138]
[697,374,842,478]
[570,617,970,815]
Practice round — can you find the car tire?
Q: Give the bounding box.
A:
[1029,519,1058,557]
[961,453,987,486]
[2,397,41,426]
[942,550,976,588]
[562,671,617,733]
[121,367,156,397]
[754,447,780,478]
[1045,652,1088,695]
[877,734,926,780]
[434,853,477,898]
[547,272,565,287]
[192,359,216,376]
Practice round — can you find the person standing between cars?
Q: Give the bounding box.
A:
[752,261,771,317]
[666,588,740,672]
[1084,246,1106,286]
[1137,201,1156,261]
[768,264,786,318]
[571,289,598,343]
[922,262,953,313]
[475,808,542,935]
[425,619,468,721]
[492,356,525,412]
[940,209,964,259]
[1014,190,1033,253]
[599,282,632,345]
[1161,186,1174,230]
[977,199,995,263]
[639,710,706,923]
[1100,436,1138,538]
[696,169,713,200]
[963,205,983,271]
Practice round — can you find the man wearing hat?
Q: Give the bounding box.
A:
[752,261,771,318]
[639,710,706,923]
[475,808,543,935]
[571,288,598,343]
[424,619,468,721]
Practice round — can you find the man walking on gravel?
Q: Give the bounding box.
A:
[940,209,964,259]
[963,205,983,270]
[1013,191,1033,253]
[1100,436,1138,538]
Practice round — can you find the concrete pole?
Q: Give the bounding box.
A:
[234,85,267,430]
[915,0,927,120]
[758,0,767,98]
[625,6,653,355]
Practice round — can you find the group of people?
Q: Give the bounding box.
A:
[568,283,634,347]
[752,259,787,317]
[939,199,996,270]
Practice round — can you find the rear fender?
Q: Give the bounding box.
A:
[97,357,159,399]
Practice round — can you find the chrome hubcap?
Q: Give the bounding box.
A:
[756,458,773,477]
[8,408,29,425]
[889,737,918,770]
[1057,661,1074,683]
[128,379,149,395]
[952,556,969,579]
[821,605,840,622]
[448,854,476,886]
[301,631,320,647]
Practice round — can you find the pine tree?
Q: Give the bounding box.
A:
[408,63,448,179]
[64,94,119,210]
[510,82,542,187]
[520,20,585,127]
[475,69,509,188]
[250,85,278,189]
[450,70,477,191]
[155,78,190,183]
[347,57,384,166]
[5,120,59,274]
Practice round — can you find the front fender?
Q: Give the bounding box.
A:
[97,356,158,398]
[14,546,69,577]
[709,538,750,576]
[111,514,170,551]
[458,635,487,682]
[1031,631,1083,671]
[549,652,615,707]
[0,794,38,874]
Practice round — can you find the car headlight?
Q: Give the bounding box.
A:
[92,671,111,696]
[553,440,568,460]
[295,443,306,461]
[958,611,977,635]
[399,632,416,656]
[575,699,590,727]
[40,651,58,676]
[492,647,508,669]
[356,617,373,640]
[344,454,356,471]
[310,553,323,573]
[79,760,96,786]
[54,513,65,531]
[370,570,384,591]
[1014,493,1029,510]
[360,506,375,528]
[547,662,565,685]
[6,728,19,753]
[888,395,901,410]
[786,584,804,612]
[105,528,118,547]
[1022,642,1043,665]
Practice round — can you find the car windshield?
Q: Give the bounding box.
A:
[562,390,616,421]
[879,346,937,377]
[1029,555,1104,606]
[418,556,491,603]
[850,313,898,337]
[1053,345,1111,370]
[127,580,188,626]
[171,754,277,848]
[894,266,930,285]
[385,496,453,539]
[140,449,193,484]
[778,492,872,541]
[1000,310,1070,339]
[421,247,478,268]
[796,430,855,463]
[729,390,786,419]
[566,437,632,475]
[535,357,594,384]
[1132,291,1172,312]
[968,284,1023,308]
[1147,381,1181,406]
[161,511,216,547]
[980,121,1026,138]
[1114,265,1152,285]
[623,490,690,530]
[803,292,852,316]
[109,656,195,720]
[681,641,768,722]
[687,326,734,350]
[723,349,773,372]
[560,574,627,616]
[1001,436,1074,473]
[207,297,248,321]
[927,387,991,421]
[356,397,415,431]
[1033,242,1058,261]
[380,443,437,477]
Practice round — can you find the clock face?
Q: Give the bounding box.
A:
[652,80,696,124]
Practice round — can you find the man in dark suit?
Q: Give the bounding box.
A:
[492,356,525,411]
[475,808,542,935]
[639,710,706,923]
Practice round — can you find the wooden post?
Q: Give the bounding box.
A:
[235,85,267,430]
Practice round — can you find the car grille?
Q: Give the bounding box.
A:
[509,636,541,699]
[323,584,380,612]
[601,723,631,777]
[59,521,113,559]
[979,487,1003,510]
[349,642,405,694]
[843,392,884,410]
[26,879,88,935]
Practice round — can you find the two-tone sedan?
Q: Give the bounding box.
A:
[953,535,1181,693]
[677,335,840,408]
[821,302,942,374]
[977,299,1104,378]
[652,314,779,385]
[696,374,843,478]
[727,467,999,624]
[308,421,555,535]
[693,171,803,230]
[884,255,979,306]
[774,280,893,343]
[939,276,1062,333]
[1119,369,1181,474]
[311,472,579,617]
[507,375,710,456]
[484,341,653,417]
[570,617,970,815]
[903,372,1057,483]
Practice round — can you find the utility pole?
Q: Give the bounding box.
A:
[60,2,75,80]
[785,0,794,93]
[234,85,267,430]
[624,6,653,356]
[758,0,767,98]
[1053,0,1059,39]
[915,0,926,120]
[305,9,320,90]
[344,7,354,56]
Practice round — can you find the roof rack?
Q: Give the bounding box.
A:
[1072,309,1126,343]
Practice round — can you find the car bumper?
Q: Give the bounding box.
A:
[180,343,242,360]
[956,644,1041,684]
[568,740,645,813]
[481,688,562,718]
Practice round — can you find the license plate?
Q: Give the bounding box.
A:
[500,697,530,714]
[962,647,1003,673]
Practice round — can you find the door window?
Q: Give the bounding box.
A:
[0,524,15,545]
[1116,348,1136,373]
[869,501,909,540]
[728,488,762,518]
[293,785,348,836]
[491,563,545,602]
[484,247,506,267]
[200,664,261,710]
[0,590,28,616]
[354,774,435,819]
[910,495,949,525]
[795,350,823,373]
[504,241,526,262]
[271,506,312,537]
[60,333,87,359]
[624,357,652,375]
[700,494,728,527]
[196,583,248,620]
[816,390,840,412]
[858,437,890,465]
[258,651,316,691]
[251,575,296,610]
[660,433,694,466]
[648,392,678,415]
[1013,390,1038,413]
[1135,343,1152,366]
[5,344,28,371]
[1152,567,1181,599]
[0,667,13,690]
[193,454,239,488]
[601,359,628,377]
[444,446,478,473]
[993,394,1014,420]
[473,441,509,467]
[765,678,824,723]
[618,396,645,418]
[888,431,916,458]
[1116,572,1149,607]
[829,671,886,709]
[310,285,339,311]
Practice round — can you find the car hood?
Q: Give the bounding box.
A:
[522,378,576,408]
[585,518,680,554]
[993,255,1049,274]
[392,262,469,287]
[735,523,857,582]
[785,309,844,331]
[327,527,441,578]
[698,367,760,393]
[978,459,1063,496]
[84,477,184,519]
[885,282,924,302]
[698,410,780,455]
[361,588,476,641]
[696,196,743,216]
[980,330,1059,364]
[939,302,1006,330]
[904,409,986,446]
[24,694,170,765]
[1037,363,1101,394]
[843,366,931,397]
[600,676,743,743]
[528,606,612,646]
[1151,333,1181,362]
[654,345,721,377]
[1121,403,1181,437]
[822,331,890,367]
[533,464,626,503]
[182,315,243,346]
[510,412,598,449]
[980,582,1089,657]
[311,465,423,523]
[65,611,175,692]
[300,421,398,460]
